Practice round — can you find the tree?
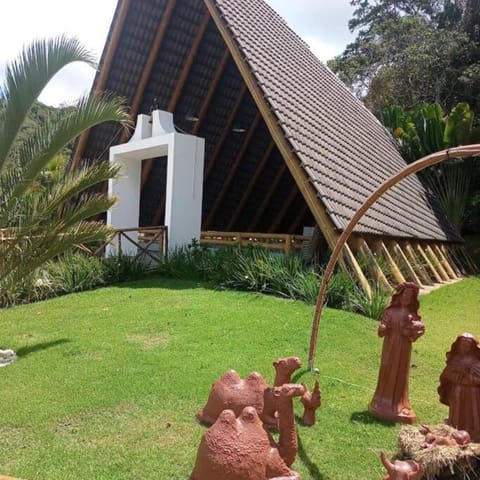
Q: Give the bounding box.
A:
[328,0,480,115]
[0,36,130,306]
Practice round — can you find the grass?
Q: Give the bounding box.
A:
[0,276,479,479]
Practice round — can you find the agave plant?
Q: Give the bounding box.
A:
[0,36,130,307]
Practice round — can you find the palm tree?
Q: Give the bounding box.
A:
[0,36,130,310]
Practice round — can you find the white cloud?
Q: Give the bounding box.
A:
[1,0,116,106]
[2,0,354,106]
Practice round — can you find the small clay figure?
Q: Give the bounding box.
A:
[300,380,321,426]
[369,282,425,424]
[380,452,424,480]
[191,383,306,480]
[438,333,480,442]
[197,356,302,428]
[420,424,471,448]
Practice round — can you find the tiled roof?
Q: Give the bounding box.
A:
[213,0,460,241]
[77,0,461,242]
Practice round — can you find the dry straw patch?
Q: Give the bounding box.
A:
[398,424,480,479]
[126,333,170,350]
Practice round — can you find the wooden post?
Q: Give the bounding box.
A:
[425,245,450,281]
[344,243,372,297]
[359,239,391,290]
[380,241,405,284]
[393,242,423,286]
[443,244,465,275]
[415,243,443,283]
[404,242,433,285]
[437,244,460,278]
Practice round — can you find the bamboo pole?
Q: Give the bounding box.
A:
[380,241,406,284]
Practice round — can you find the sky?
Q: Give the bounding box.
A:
[0,0,355,107]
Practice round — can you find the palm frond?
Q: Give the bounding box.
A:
[5,94,129,206]
[0,36,96,171]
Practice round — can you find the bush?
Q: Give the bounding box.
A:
[45,252,106,293]
[157,244,360,308]
[103,252,156,283]
[0,251,156,308]
[349,284,391,320]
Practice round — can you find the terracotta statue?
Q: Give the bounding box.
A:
[420,424,471,448]
[197,356,302,428]
[300,380,321,426]
[438,333,480,443]
[369,282,425,424]
[380,452,424,480]
[191,383,305,480]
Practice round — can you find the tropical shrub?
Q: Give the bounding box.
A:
[0,36,129,304]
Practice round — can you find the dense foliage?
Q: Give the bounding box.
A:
[382,102,480,230]
[329,0,480,115]
[3,245,389,320]
[329,1,480,235]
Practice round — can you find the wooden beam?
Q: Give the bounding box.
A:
[204,112,262,229]
[140,3,205,187]
[404,242,433,285]
[445,244,467,275]
[458,245,478,273]
[226,140,275,230]
[344,243,372,297]
[150,194,166,226]
[72,0,132,168]
[425,244,450,281]
[287,203,309,234]
[380,241,406,284]
[149,49,231,226]
[204,84,248,181]
[393,242,422,285]
[267,187,299,233]
[415,243,443,283]
[248,164,287,231]
[360,239,391,290]
[203,0,340,255]
[192,48,230,136]
[126,0,177,132]
[436,244,459,278]
[168,11,210,111]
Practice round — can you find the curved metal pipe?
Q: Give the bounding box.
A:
[308,144,480,369]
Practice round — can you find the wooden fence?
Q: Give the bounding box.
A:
[200,231,311,254]
[77,226,168,263]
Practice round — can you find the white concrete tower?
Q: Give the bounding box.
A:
[107,110,205,254]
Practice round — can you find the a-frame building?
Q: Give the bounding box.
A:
[74,0,473,290]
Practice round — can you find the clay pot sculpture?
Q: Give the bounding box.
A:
[370,282,425,424]
[300,380,321,426]
[197,356,302,428]
[380,452,424,480]
[438,333,480,442]
[191,383,306,480]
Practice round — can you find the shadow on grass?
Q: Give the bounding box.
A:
[350,410,396,427]
[297,434,327,480]
[16,339,70,358]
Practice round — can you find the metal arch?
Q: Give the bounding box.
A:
[307,144,480,370]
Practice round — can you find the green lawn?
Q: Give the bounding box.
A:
[1,276,479,479]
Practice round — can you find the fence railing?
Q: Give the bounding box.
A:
[200,231,311,254]
[77,226,168,263]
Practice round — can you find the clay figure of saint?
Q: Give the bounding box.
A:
[369,282,425,423]
[438,333,480,442]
